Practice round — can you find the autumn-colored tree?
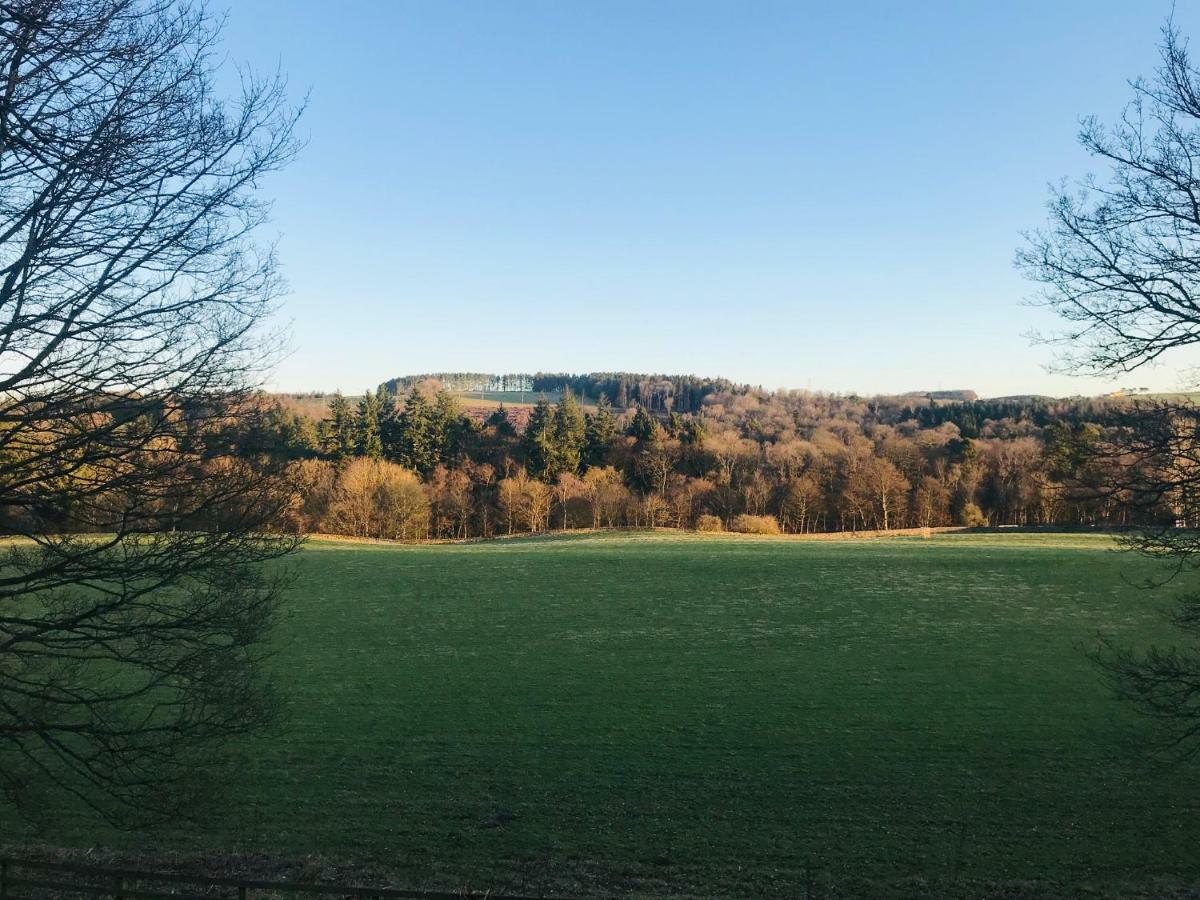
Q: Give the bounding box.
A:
[497,470,553,534]
[554,472,588,530]
[582,466,628,529]
[429,465,474,538]
[326,459,429,540]
[260,374,1170,544]
[913,476,952,528]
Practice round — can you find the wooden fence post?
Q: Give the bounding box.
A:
[1,859,9,900]
[238,884,247,900]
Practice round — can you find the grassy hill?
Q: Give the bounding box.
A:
[11,532,1198,897]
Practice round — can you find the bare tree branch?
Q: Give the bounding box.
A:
[0,0,302,824]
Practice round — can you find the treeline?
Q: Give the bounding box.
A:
[528,372,747,413]
[378,371,748,413]
[381,373,534,393]
[901,396,1129,438]
[243,381,1172,540]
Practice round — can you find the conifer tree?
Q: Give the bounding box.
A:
[324,392,357,460]
[357,389,384,459]
[584,395,619,467]
[400,388,440,476]
[626,405,657,443]
[552,390,587,476]
[282,412,322,457]
[435,390,466,465]
[486,404,517,437]
[679,417,706,446]
[377,386,404,460]
[522,397,556,480]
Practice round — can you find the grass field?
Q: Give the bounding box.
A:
[10,532,1200,897]
[451,389,599,411]
[452,389,552,405]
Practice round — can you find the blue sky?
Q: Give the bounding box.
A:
[224,1,1200,397]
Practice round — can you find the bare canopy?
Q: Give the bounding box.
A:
[1022,23,1200,757]
[0,0,301,822]
[1020,25,1200,375]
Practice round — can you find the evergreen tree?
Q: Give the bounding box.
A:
[946,436,976,466]
[279,409,320,458]
[357,388,384,459]
[679,416,706,446]
[626,405,656,443]
[584,395,618,467]
[958,410,980,439]
[377,386,402,459]
[434,390,465,465]
[521,397,556,480]
[486,404,517,437]
[400,388,440,476]
[551,390,587,476]
[323,391,357,460]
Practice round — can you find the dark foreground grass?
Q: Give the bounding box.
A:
[9,532,1200,897]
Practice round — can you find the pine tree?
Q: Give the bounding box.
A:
[284,412,321,457]
[434,390,465,465]
[584,394,619,467]
[679,416,706,446]
[400,388,440,476]
[522,397,556,480]
[552,389,586,476]
[377,386,401,459]
[626,405,656,443]
[357,389,384,459]
[323,391,357,460]
[486,404,517,437]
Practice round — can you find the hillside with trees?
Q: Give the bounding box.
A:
[240,374,1166,540]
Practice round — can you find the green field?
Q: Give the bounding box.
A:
[453,389,550,404]
[12,532,1200,897]
[451,389,599,411]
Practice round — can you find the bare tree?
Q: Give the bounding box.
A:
[1020,22,1200,755]
[0,0,302,823]
[1020,24,1200,374]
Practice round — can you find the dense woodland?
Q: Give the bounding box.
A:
[243,374,1172,540]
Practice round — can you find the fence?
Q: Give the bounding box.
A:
[0,858,569,900]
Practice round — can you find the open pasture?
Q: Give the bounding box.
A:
[14,532,1200,897]
[451,389,599,411]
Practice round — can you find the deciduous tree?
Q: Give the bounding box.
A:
[1021,22,1200,755]
[0,0,301,822]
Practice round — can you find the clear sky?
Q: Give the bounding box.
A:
[222,1,1200,398]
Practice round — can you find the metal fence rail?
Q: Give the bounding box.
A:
[0,858,570,900]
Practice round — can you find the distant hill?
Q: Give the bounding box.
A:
[381,373,534,394]
[898,389,979,401]
[380,371,749,413]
